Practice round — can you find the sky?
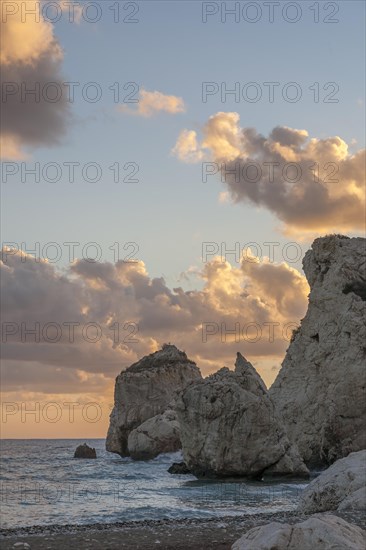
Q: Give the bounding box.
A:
[1,0,365,438]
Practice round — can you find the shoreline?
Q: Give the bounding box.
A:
[1,510,365,550]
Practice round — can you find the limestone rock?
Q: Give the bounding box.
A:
[127,409,181,460]
[270,236,366,467]
[106,344,201,456]
[176,353,308,478]
[74,443,97,459]
[231,514,366,550]
[299,450,366,513]
[338,486,366,511]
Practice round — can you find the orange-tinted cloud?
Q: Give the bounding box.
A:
[1,248,308,385]
[1,247,309,437]
[0,0,70,159]
[173,113,366,234]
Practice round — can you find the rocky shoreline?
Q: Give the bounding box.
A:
[106,236,366,480]
[1,510,365,549]
[3,236,365,549]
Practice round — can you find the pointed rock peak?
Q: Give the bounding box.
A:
[234,353,267,394]
[235,352,252,369]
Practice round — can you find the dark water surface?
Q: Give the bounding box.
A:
[0,439,308,528]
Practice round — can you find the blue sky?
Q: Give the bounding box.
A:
[2,0,365,286]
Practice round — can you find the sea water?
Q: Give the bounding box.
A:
[0,439,308,529]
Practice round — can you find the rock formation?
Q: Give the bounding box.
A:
[176,353,308,478]
[168,462,191,475]
[127,409,180,460]
[106,344,201,456]
[74,443,97,459]
[231,514,366,550]
[270,235,366,467]
[299,450,366,513]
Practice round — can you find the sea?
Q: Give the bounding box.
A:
[0,439,308,529]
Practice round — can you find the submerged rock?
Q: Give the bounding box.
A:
[74,443,97,459]
[106,344,201,456]
[270,236,366,467]
[299,450,366,513]
[128,409,181,460]
[176,353,308,479]
[168,462,191,475]
[231,514,366,550]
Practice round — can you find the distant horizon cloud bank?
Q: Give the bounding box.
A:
[1,246,309,415]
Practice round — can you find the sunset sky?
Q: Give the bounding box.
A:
[1,0,365,438]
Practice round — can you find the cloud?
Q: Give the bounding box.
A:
[0,0,61,65]
[172,112,241,162]
[173,113,366,234]
[201,111,242,161]
[0,135,29,160]
[1,248,309,397]
[0,0,70,159]
[218,191,230,203]
[119,89,186,117]
[171,129,204,162]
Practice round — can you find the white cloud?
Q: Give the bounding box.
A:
[119,89,186,117]
[171,129,204,162]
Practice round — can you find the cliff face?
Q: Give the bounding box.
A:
[176,353,308,478]
[106,344,201,456]
[106,236,366,469]
[270,235,366,467]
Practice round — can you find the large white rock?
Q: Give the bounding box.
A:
[176,353,308,478]
[106,344,201,456]
[231,514,366,550]
[127,409,181,460]
[338,487,366,511]
[270,236,366,467]
[299,450,366,513]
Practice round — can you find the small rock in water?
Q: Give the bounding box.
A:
[13,543,31,549]
[73,443,97,459]
[168,461,191,474]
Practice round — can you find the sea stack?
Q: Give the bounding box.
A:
[270,235,366,467]
[106,344,202,457]
[175,353,308,478]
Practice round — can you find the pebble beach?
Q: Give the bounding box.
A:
[1,510,366,550]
